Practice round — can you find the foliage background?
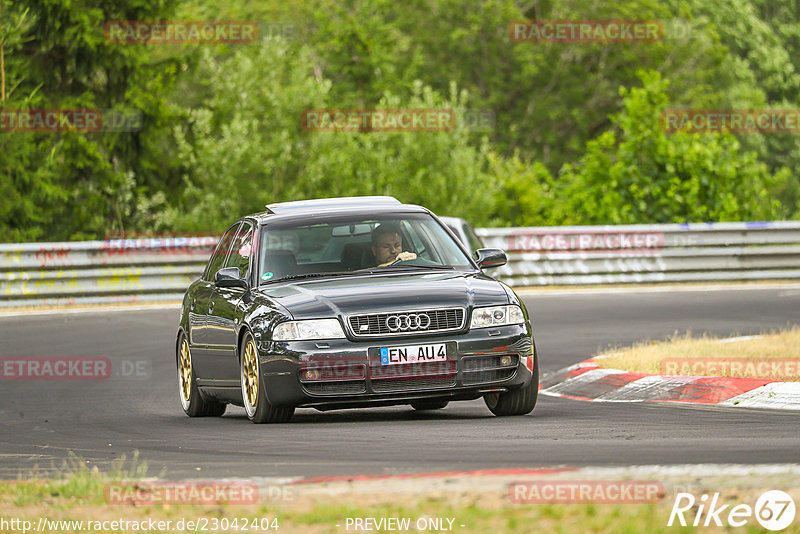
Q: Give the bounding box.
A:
[1,0,798,241]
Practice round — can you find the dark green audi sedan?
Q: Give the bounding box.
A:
[176,196,538,423]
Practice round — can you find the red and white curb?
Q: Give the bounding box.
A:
[244,464,800,498]
[540,360,800,410]
[288,467,575,486]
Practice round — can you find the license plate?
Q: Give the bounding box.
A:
[379,343,447,366]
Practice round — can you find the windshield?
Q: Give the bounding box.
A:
[257,213,475,283]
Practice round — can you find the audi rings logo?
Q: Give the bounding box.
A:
[385,313,432,332]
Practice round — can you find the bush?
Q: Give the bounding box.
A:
[162,39,500,231]
[551,70,787,224]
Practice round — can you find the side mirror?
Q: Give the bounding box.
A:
[475,248,507,269]
[214,267,249,289]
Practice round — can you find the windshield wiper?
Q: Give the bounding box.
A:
[265,271,355,283]
[376,264,457,270]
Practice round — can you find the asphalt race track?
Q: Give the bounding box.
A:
[1,285,799,480]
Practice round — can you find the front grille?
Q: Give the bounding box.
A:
[463,368,515,385]
[371,361,456,379]
[348,308,464,337]
[303,380,366,395]
[462,354,518,385]
[372,376,456,392]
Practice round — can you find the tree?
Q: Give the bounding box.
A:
[553,70,787,224]
[162,36,501,231]
[0,0,180,241]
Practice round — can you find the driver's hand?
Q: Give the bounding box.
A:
[395,251,417,262]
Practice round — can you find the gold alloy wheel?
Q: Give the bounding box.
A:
[243,339,259,409]
[179,338,192,403]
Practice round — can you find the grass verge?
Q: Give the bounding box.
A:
[598,327,799,380]
[3,459,800,533]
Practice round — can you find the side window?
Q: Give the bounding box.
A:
[402,221,424,253]
[464,223,484,254]
[406,220,442,264]
[203,223,242,281]
[446,225,464,246]
[224,223,254,278]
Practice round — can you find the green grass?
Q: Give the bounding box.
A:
[599,326,800,379]
[2,456,800,533]
[6,451,147,507]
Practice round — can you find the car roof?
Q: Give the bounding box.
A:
[247,196,430,224]
[438,216,468,227]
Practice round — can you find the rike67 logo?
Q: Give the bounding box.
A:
[669,490,796,531]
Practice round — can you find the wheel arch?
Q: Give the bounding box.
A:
[175,327,187,364]
[236,324,252,363]
[236,323,281,407]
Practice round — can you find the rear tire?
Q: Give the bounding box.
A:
[240,332,294,424]
[410,400,449,411]
[177,333,226,417]
[484,346,539,417]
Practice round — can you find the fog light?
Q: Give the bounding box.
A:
[500,355,513,366]
[303,369,320,381]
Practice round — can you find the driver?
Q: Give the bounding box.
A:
[371,223,417,267]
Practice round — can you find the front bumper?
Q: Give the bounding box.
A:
[255,324,535,409]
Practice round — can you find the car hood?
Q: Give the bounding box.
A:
[254,271,509,319]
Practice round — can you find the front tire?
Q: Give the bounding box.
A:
[240,332,294,424]
[484,347,539,417]
[177,333,226,417]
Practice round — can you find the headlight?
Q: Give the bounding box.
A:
[470,305,524,329]
[272,319,346,341]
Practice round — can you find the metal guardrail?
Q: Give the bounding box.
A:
[1,221,799,307]
[478,221,800,286]
[0,237,217,308]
